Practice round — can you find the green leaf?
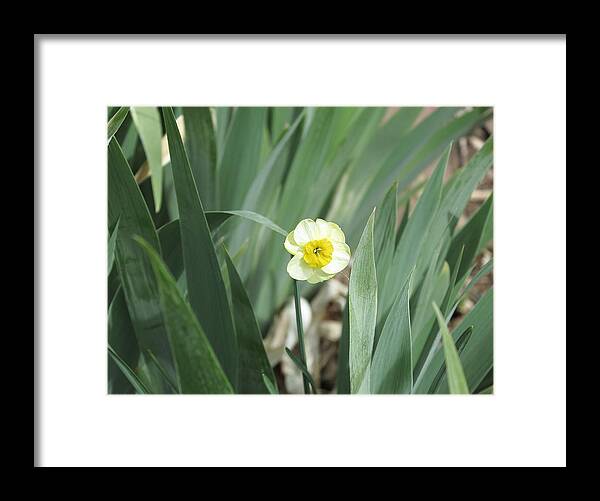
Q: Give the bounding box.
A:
[136,237,234,394]
[224,249,276,394]
[336,301,350,394]
[226,111,305,259]
[107,106,129,140]
[446,194,493,281]
[270,107,294,141]
[219,107,267,209]
[371,272,413,394]
[108,344,151,394]
[107,218,120,274]
[157,219,184,281]
[374,182,397,305]
[107,138,173,388]
[285,348,318,394]
[348,209,377,393]
[437,288,493,393]
[309,108,385,218]
[183,107,217,209]
[146,349,179,394]
[416,138,493,285]
[120,118,139,160]
[411,260,450,367]
[155,208,288,297]
[351,107,423,183]
[428,326,473,394]
[215,107,232,163]
[455,258,493,303]
[239,111,305,213]
[344,108,490,247]
[107,288,139,394]
[206,210,287,237]
[107,266,120,306]
[379,146,449,324]
[130,107,163,212]
[278,108,338,230]
[395,200,410,249]
[433,302,469,394]
[162,106,238,387]
[262,373,279,394]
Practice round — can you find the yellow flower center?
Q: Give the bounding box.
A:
[303,238,334,268]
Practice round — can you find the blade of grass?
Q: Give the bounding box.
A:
[136,237,234,394]
[433,302,469,394]
[107,106,129,141]
[146,349,179,394]
[224,249,277,394]
[436,288,493,393]
[162,106,238,388]
[454,258,493,303]
[379,146,449,326]
[108,344,151,394]
[262,373,279,394]
[108,288,139,394]
[108,138,173,390]
[131,107,163,212]
[429,325,473,393]
[446,194,493,281]
[349,209,377,394]
[205,210,287,237]
[285,348,318,394]
[371,271,414,394]
[219,107,267,209]
[414,138,493,287]
[107,218,120,274]
[183,107,217,209]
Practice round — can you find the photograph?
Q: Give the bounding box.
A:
[107,106,494,395]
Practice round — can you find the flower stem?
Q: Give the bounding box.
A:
[293,280,311,395]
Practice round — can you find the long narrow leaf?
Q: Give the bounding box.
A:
[162,106,238,387]
[206,210,287,237]
[108,345,151,394]
[108,288,139,394]
[262,373,279,395]
[131,107,163,211]
[348,209,377,393]
[107,106,129,140]
[107,218,120,274]
[285,348,318,394]
[371,271,413,394]
[224,249,276,394]
[136,237,234,394]
[433,302,469,394]
[107,138,173,389]
[219,107,267,209]
[183,107,217,209]
[379,146,449,325]
[446,194,493,281]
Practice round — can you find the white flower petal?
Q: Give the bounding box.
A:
[284,231,302,255]
[315,218,332,240]
[321,241,351,274]
[307,268,335,284]
[326,221,346,243]
[293,219,319,246]
[287,254,313,281]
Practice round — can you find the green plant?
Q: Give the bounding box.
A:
[108,106,493,394]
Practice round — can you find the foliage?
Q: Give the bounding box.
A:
[107,106,493,394]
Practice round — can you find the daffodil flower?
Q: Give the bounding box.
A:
[284,218,351,283]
